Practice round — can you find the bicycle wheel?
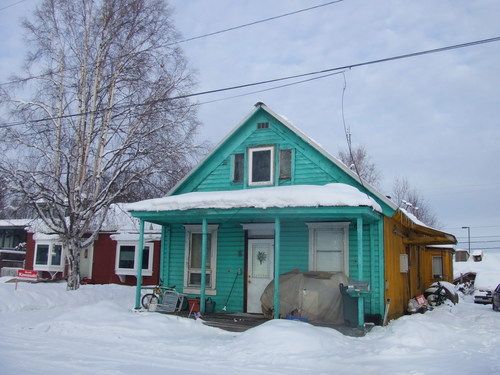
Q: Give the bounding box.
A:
[142,293,159,309]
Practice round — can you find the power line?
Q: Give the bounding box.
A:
[0,0,27,12]
[1,35,500,129]
[0,1,343,87]
[170,1,344,46]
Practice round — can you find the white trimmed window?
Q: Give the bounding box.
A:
[307,222,349,274]
[115,242,154,276]
[34,242,64,272]
[248,146,274,186]
[184,225,218,295]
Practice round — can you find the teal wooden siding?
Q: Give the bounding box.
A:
[161,219,383,317]
[279,221,309,273]
[214,223,245,312]
[174,109,366,196]
[191,122,359,193]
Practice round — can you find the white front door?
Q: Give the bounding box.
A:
[80,246,93,280]
[247,239,274,313]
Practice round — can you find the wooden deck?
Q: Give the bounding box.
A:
[160,310,371,336]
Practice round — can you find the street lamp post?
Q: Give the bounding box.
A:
[462,226,471,254]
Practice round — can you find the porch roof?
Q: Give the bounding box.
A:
[126,183,384,225]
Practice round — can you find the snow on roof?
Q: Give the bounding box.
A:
[126,183,382,213]
[29,204,161,238]
[399,207,429,228]
[0,219,33,228]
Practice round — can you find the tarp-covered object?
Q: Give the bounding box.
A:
[260,271,349,324]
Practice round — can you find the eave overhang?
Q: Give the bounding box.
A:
[129,205,382,226]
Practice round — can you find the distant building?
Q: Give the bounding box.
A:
[0,219,31,277]
[455,249,470,262]
[472,250,484,262]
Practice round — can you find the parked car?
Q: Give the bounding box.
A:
[474,288,493,304]
[473,272,497,304]
[493,284,500,311]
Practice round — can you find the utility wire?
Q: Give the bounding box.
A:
[0,1,343,87]
[1,35,500,129]
[169,1,344,46]
[0,0,26,12]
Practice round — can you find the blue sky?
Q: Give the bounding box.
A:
[1,0,499,251]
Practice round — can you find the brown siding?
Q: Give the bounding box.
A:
[384,215,409,320]
[384,214,455,321]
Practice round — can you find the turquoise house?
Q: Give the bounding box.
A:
[127,102,400,324]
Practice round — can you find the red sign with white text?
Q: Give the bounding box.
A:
[17,269,38,280]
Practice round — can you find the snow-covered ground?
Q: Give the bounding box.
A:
[1,278,499,375]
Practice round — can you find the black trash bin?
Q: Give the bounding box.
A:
[339,283,359,327]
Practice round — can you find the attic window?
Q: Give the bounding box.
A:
[257,122,269,129]
[232,153,244,183]
[248,146,274,186]
[279,149,292,180]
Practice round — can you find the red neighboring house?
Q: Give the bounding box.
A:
[24,204,161,286]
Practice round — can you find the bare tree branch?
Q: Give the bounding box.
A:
[0,0,201,290]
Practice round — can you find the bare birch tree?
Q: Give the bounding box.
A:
[392,176,439,228]
[0,0,201,290]
[338,145,381,187]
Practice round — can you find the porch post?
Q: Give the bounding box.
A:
[378,219,385,317]
[369,224,377,312]
[273,217,281,319]
[200,218,208,314]
[357,217,365,327]
[134,219,145,309]
[161,225,170,285]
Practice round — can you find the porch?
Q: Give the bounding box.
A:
[127,185,388,327]
[154,310,371,336]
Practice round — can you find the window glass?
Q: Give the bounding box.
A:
[51,244,63,266]
[184,226,217,291]
[118,245,135,269]
[36,244,49,265]
[233,153,244,182]
[314,229,344,272]
[189,233,212,287]
[279,149,292,180]
[141,246,150,270]
[252,149,271,182]
[308,223,348,274]
[189,273,211,286]
[432,256,443,279]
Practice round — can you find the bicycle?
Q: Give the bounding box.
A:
[141,285,188,312]
[424,281,448,306]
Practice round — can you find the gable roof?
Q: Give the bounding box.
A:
[169,102,398,213]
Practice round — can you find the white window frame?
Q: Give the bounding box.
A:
[115,241,154,276]
[34,241,65,272]
[248,146,275,186]
[183,224,218,295]
[306,222,350,275]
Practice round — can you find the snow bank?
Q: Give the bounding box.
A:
[1,280,499,375]
[454,250,500,290]
[126,183,382,212]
